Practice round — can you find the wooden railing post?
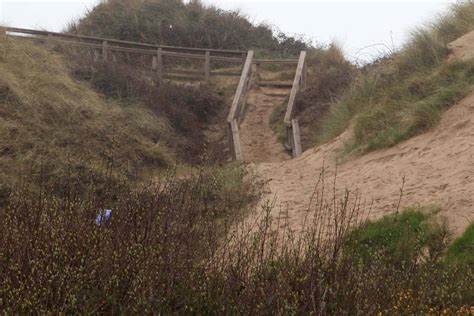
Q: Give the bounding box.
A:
[152,55,157,70]
[227,50,254,161]
[283,51,306,158]
[102,40,108,61]
[93,49,100,62]
[204,50,211,82]
[157,48,163,83]
[291,119,302,157]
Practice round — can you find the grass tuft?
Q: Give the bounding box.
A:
[446,223,474,265]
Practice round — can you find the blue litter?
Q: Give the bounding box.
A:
[95,209,112,225]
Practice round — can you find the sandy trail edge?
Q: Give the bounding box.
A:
[249,91,474,236]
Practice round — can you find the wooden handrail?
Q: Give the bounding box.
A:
[284,51,307,158]
[227,50,254,161]
[3,28,298,65]
[4,26,245,56]
[227,51,254,123]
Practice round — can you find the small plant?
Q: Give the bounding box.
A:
[446,223,474,265]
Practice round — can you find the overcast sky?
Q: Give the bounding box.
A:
[0,0,457,62]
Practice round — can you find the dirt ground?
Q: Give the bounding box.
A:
[239,86,291,163]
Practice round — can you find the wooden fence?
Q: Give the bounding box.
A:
[226,51,255,161]
[3,27,306,161]
[4,27,247,82]
[283,51,307,158]
[4,27,302,84]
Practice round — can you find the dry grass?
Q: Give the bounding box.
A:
[0,167,472,314]
[0,31,173,203]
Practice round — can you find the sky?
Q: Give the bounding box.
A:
[0,0,458,62]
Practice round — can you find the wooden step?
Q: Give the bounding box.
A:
[257,81,293,88]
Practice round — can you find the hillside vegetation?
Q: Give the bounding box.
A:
[313,1,474,153]
[1,0,474,313]
[69,0,308,56]
[0,32,174,203]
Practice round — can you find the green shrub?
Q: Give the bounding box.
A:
[345,208,447,265]
[446,223,474,265]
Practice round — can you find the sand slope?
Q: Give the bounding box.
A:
[448,29,474,61]
[253,92,474,235]
[245,35,474,236]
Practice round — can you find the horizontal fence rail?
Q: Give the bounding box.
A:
[283,51,307,158]
[4,27,299,84]
[4,27,245,56]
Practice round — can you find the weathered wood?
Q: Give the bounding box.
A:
[102,41,108,61]
[291,119,302,157]
[93,49,100,62]
[163,73,203,81]
[204,51,211,82]
[258,81,293,88]
[5,31,248,65]
[4,26,245,56]
[226,50,254,161]
[227,51,254,123]
[282,51,306,158]
[230,119,243,161]
[157,48,163,83]
[254,59,299,65]
[209,71,241,77]
[152,55,157,70]
[284,51,306,125]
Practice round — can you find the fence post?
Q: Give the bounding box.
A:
[301,61,307,90]
[102,41,108,61]
[157,48,163,83]
[291,119,302,157]
[93,49,100,62]
[152,55,157,70]
[204,50,211,82]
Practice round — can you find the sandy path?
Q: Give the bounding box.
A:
[251,92,474,236]
[239,86,291,162]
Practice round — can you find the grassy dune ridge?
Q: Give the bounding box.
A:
[311,1,474,153]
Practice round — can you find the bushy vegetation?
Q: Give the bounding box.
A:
[68,0,308,56]
[70,60,225,163]
[315,1,474,153]
[1,170,472,313]
[0,32,173,204]
[1,1,473,313]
